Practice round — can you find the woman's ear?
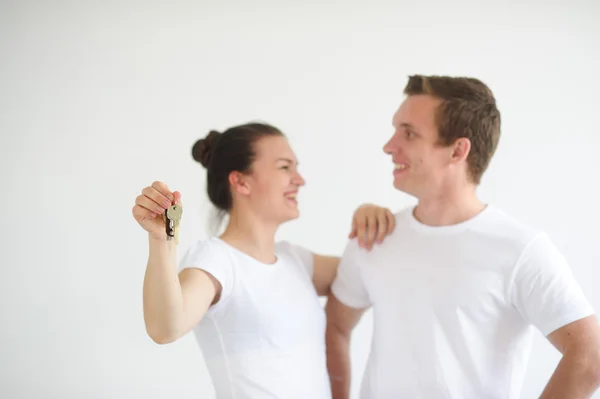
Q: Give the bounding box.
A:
[229,171,251,196]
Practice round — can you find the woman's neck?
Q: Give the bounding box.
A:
[219,208,279,264]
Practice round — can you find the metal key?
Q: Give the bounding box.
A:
[164,204,183,244]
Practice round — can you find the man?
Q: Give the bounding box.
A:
[326,75,600,398]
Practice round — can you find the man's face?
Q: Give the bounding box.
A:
[383,94,460,198]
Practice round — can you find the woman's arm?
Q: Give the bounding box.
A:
[312,255,340,296]
[310,204,396,295]
[143,236,221,344]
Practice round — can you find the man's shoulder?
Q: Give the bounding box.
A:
[390,204,543,248]
[483,205,542,237]
[339,206,414,259]
[390,205,415,225]
[476,205,542,244]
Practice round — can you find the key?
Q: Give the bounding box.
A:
[164,204,183,244]
[164,204,182,244]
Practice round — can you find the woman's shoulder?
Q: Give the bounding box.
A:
[179,237,231,266]
[275,240,308,257]
[275,240,314,275]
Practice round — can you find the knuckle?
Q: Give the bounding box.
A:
[132,207,143,218]
[152,181,164,191]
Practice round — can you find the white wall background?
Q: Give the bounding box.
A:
[1,1,599,398]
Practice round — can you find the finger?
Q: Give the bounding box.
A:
[349,217,357,239]
[142,186,172,209]
[136,194,168,216]
[376,213,388,243]
[386,210,396,235]
[356,220,367,247]
[132,204,157,222]
[151,181,175,203]
[366,215,377,249]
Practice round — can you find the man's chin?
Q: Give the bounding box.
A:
[393,179,408,192]
[393,180,417,197]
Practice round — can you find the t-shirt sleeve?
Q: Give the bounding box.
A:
[510,232,595,336]
[331,238,372,309]
[178,239,234,303]
[276,241,314,278]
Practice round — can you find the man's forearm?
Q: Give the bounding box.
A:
[539,350,600,398]
[326,325,352,399]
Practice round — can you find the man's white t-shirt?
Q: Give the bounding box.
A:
[179,237,331,399]
[331,205,594,399]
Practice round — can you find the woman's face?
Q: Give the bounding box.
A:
[234,135,306,224]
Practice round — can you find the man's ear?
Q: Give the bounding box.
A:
[451,137,471,163]
[229,171,251,195]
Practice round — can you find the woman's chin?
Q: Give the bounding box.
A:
[280,208,300,223]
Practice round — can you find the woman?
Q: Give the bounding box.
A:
[132,122,394,398]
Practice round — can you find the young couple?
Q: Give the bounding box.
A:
[133,75,600,399]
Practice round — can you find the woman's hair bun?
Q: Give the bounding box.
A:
[192,130,221,168]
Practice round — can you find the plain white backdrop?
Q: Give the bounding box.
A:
[1,1,599,398]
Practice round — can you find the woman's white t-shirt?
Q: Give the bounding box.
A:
[179,237,331,399]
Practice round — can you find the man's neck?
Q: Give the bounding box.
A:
[219,208,279,264]
[414,188,485,227]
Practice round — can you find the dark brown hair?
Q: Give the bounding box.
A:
[192,122,284,211]
[404,75,501,184]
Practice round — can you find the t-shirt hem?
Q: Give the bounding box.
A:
[539,309,596,336]
[331,283,371,310]
[179,264,233,313]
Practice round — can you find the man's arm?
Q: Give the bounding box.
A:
[539,315,600,398]
[325,294,367,399]
[510,232,600,398]
[320,205,380,398]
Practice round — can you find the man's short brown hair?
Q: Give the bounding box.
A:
[404,75,501,184]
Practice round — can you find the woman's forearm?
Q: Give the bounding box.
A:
[142,235,184,343]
